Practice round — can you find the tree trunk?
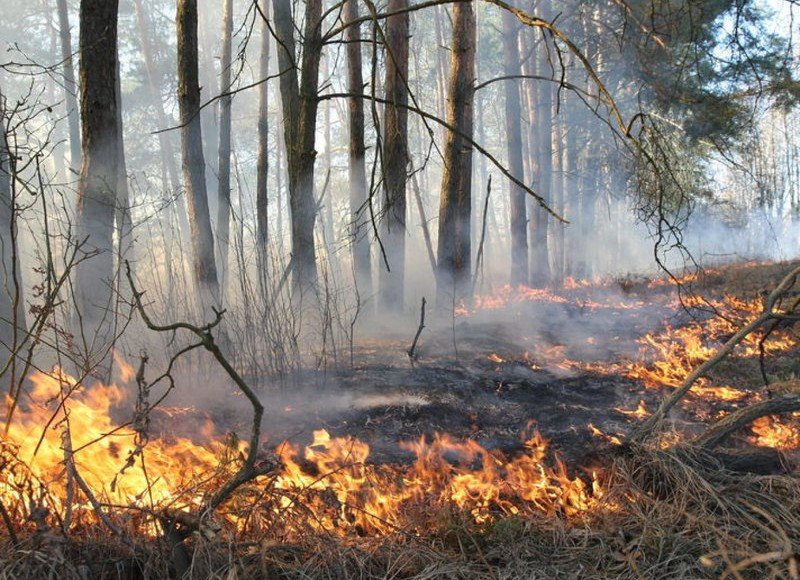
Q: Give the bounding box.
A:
[321,56,336,270]
[379,0,409,313]
[132,0,189,245]
[273,0,322,293]
[503,11,527,287]
[177,0,220,307]
[114,55,131,257]
[216,0,233,303]
[436,0,475,308]
[74,0,120,358]
[519,33,540,290]
[56,0,81,175]
[0,103,25,362]
[530,36,552,287]
[551,118,565,285]
[255,8,270,300]
[344,0,372,298]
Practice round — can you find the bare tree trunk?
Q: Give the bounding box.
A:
[433,6,448,130]
[379,0,409,313]
[503,11,527,287]
[114,56,131,255]
[344,0,371,298]
[436,0,475,307]
[177,0,220,307]
[321,56,336,268]
[519,36,539,291]
[275,108,284,252]
[56,0,81,174]
[43,11,65,178]
[216,0,233,303]
[255,8,270,300]
[74,0,120,359]
[551,118,565,285]
[198,9,219,217]
[530,35,552,287]
[273,0,322,292]
[0,102,25,361]
[132,0,190,246]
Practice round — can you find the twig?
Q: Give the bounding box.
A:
[472,174,491,294]
[407,297,427,364]
[124,262,275,528]
[0,500,18,547]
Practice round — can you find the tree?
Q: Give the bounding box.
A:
[0,100,24,362]
[73,0,121,356]
[379,0,409,313]
[273,0,322,293]
[436,0,475,307]
[216,0,234,302]
[132,0,189,244]
[344,0,372,300]
[255,4,270,300]
[177,0,220,307]
[503,10,527,287]
[530,31,552,287]
[55,0,81,174]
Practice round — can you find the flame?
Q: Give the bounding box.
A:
[272,427,601,534]
[588,423,622,446]
[614,400,649,419]
[0,366,604,539]
[622,295,795,402]
[2,271,797,542]
[0,367,228,532]
[750,415,800,450]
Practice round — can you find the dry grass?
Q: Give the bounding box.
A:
[0,439,798,579]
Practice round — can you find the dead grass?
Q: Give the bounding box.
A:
[0,440,798,579]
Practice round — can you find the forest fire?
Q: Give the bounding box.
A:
[0,263,796,578]
[1,267,797,549]
[0,366,604,542]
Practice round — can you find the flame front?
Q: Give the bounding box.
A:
[0,367,600,539]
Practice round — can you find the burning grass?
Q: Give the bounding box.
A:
[1,260,800,578]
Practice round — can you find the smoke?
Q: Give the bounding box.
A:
[0,0,797,432]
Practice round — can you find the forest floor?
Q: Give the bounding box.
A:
[6,260,800,579]
[231,259,800,469]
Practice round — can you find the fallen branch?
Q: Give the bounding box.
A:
[629,265,800,444]
[694,394,800,449]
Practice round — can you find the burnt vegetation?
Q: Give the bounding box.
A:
[1,0,800,578]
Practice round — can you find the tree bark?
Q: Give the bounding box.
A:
[344,0,372,298]
[503,11,527,287]
[177,0,220,306]
[255,7,270,300]
[379,0,409,312]
[56,0,81,174]
[520,32,540,289]
[114,56,131,254]
[530,35,552,287]
[74,0,120,356]
[132,0,189,245]
[273,0,322,294]
[216,0,234,302]
[551,118,565,285]
[436,0,475,307]
[0,103,25,360]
